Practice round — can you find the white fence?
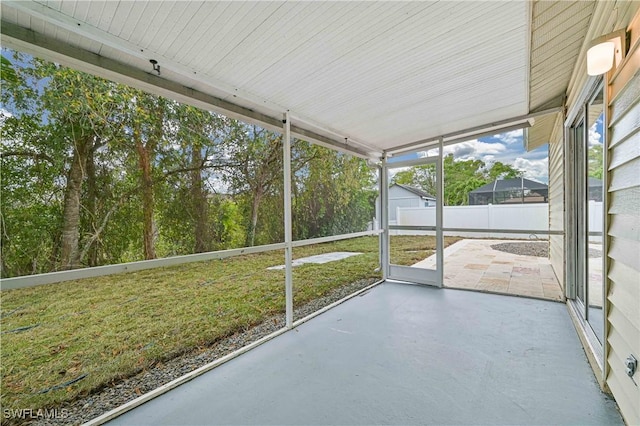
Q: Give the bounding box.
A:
[394,202,603,241]
[1,230,383,290]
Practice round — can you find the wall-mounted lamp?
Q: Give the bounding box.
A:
[587,29,626,76]
[149,59,161,76]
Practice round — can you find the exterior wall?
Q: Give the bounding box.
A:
[565,2,640,114]
[557,4,639,424]
[549,0,639,304]
[548,119,565,289]
[377,186,436,225]
[387,186,420,222]
[605,11,640,425]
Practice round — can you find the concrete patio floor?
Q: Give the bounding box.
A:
[107,283,620,425]
[413,239,564,301]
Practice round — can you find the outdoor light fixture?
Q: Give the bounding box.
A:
[587,29,626,76]
[149,59,161,76]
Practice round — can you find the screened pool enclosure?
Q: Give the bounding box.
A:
[468,177,549,205]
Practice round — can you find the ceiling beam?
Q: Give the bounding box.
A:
[385,106,563,156]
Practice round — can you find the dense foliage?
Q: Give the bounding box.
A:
[391,154,522,205]
[0,51,376,277]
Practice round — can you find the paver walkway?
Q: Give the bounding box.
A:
[413,239,564,301]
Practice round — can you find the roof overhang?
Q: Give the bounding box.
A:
[0,1,598,158]
[524,110,563,151]
[523,1,598,151]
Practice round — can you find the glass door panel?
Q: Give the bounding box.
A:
[586,86,605,344]
[570,80,605,353]
[574,119,587,310]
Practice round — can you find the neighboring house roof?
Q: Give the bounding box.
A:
[469,178,548,194]
[393,184,436,200]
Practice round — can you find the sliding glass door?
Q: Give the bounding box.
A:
[569,80,605,350]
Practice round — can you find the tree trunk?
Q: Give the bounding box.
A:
[134,129,157,260]
[246,187,263,247]
[191,146,209,253]
[59,138,89,270]
[85,143,99,266]
[0,214,9,278]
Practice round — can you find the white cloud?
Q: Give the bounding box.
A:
[493,129,523,145]
[513,157,548,183]
[481,154,496,165]
[388,166,410,180]
[420,140,506,160]
[588,124,602,147]
[417,150,438,158]
[419,149,438,158]
[443,139,507,160]
[409,130,550,184]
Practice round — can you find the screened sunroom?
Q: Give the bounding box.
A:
[1,1,638,425]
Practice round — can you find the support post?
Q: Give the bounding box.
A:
[283,112,293,327]
[380,158,390,280]
[376,167,382,271]
[436,139,444,287]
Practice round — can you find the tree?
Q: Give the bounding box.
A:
[223,124,284,246]
[0,48,378,276]
[292,142,376,239]
[1,52,125,271]
[390,154,522,206]
[0,55,18,85]
[392,165,436,196]
[588,144,603,179]
[487,161,521,181]
[0,111,62,276]
[158,106,238,254]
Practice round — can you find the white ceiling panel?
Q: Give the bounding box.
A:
[66,0,90,22]
[114,1,149,41]
[58,0,77,18]
[0,0,593,157]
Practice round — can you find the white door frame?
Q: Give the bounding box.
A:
[381,140,443,287]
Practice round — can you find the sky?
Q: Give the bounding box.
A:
[444,130,550,184]
[443,114,604,184]
[389,129,549,183]
[394,116,603,185]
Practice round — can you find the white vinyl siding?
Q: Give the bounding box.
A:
[548,118,565,290]
[387,186,422,222]
[605,16,640,425]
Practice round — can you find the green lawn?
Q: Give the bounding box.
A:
[0,235,459,411]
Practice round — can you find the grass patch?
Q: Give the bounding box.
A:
[0,235,459,411]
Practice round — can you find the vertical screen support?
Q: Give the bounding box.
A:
[283,112,293,327]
